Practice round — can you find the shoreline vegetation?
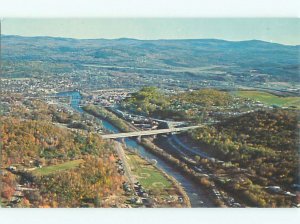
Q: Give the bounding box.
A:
[140,138,219,206]
[125,148,191,207]
[83,104,192,207]
[82,105,137,133]
[83,104,218,206]
[118,87,299,207]
[157,165,191,208]
[82,102,299,207]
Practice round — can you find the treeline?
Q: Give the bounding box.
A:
[27,155,123,208]
[10,99,93,132]
[173,88,233,107]
[122,87,234,120]
[140,138,219,206]
[0,117,112,164]
[82,105,133,132]
[0,114,123,207]
[190,109,299,189]
[123,86,170,116]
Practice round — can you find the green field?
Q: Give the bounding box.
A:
[234,91,300,109]
[126,153,172,191]
[32,159,84,176]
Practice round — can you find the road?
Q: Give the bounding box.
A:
[114,141,136,186]
[170,135,210,159]
[101,125,202,139]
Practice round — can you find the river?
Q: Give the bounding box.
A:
[56,91,214,207]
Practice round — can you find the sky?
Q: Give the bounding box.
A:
[2,18,300,45]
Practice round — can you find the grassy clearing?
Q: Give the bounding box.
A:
[234,90,300,109]
[32,159,84,176]
[126,152,172,191]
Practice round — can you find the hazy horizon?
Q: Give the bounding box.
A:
[3,34,300,47]
[2,18,300,45]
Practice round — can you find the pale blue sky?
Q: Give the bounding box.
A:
[2,18,300,45]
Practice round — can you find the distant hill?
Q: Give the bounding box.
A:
[2,35,299,82]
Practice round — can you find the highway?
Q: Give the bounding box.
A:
[101,125,202,139]
[170,135,210,159]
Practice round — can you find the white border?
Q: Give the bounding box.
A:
[0,208,300,224]
[0,1,300,224]
[0,0,299,17]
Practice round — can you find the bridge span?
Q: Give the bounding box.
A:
[101,125,202,139]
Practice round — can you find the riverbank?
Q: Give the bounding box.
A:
[125,149,191,208]
[140,138,219,206]
[154,161,191,208]
[82,105,135,133]
[77,103,215,207]
[82,105,191,207]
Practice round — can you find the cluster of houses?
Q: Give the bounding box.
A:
[134,181,149,198]
[132,181,154,207]
[122,182,132,194]
[8,190,24,207]
[111,108,160,130]
[0,75,77,95]
[83,89,132,107]
[116,159,125,175]
[7,184,38,208]
[4,166,38,208]
[122,181,154,207]
[7,159,43,174]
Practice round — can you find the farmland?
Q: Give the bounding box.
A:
[234,90,300,108]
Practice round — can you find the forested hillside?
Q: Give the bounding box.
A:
[3,35,299,82]
[0,114,123,208]
[123,87,236,121]
[190,109,299,188]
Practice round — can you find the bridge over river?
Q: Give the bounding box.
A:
[101,125,202,139]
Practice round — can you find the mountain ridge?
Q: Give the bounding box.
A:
[2,34,299,83]
[3,34,299,47]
